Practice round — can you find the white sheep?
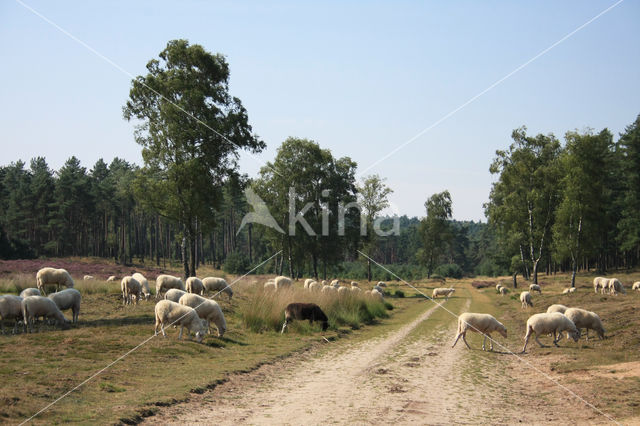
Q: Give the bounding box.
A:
[83,275,94,281]
[373,285,384,294]
[36,267,75,295]
[632,282,640,291]
[377,281,387,287]
[308,282,321,292]
[132,273,151,300]
[321,285,333,293]
[337,286,349,295]
[331,279,340,288]
[562,287,576,294]
[264,280,277,291]
[154,300,207,342]
[20,288,41,298]
[350,281,359,287]
[350,286,362,293]
[546,304,568,314]
[178,293,227,337]
[107,275,117,282]
[47,288,81,323]
[370,289,384,302]
[529,284,541,294]
[496,283,503,292]
[432,287,455,300]
[164,289,187,303]
[499,287,508,296]
[593,277,609,294]
[563,308,605,340]
[520,291,533,309]
[522,312,580,352]
[155,275,184,299]
[304,278,315,289]
[607,278,626,295]
[121,276,142,305]
[452,312,507,351]
[185,277,205,295]
[274,276,293,289]
[0,295,24,333]
[321,280,327,286]
[21,296,69,333]
[202,277,233,300]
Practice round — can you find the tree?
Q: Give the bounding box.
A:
[29,157,55,255]
[420,190,452,278]
[123,39,264,278]
[357,174,393,281]
[553,129,612,287]
[486,127,561,284]
[617,115,640,262]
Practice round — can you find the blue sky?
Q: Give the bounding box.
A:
[1,1,638,220]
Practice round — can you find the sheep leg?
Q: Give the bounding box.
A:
[280,320,289,334]
[178,325,184,339]
[461,333,471,349]
[585,329,589,341]
[451,332,463,348]
[482,334,487,351]
[522,331,531,353]
[534,333,547,348]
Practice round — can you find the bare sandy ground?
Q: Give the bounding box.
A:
[144,298,625,425]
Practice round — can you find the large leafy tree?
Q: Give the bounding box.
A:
[486,127,561,284]
[553,129,612,287]
[357,174,393,281]
[419,190,453,278]
[123,39,264,278]
[617,115,640,260]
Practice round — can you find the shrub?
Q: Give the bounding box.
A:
[223,251,250,275]
[433,264,463,279]
[394,290,405,298]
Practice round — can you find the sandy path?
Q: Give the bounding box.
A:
[144,297,510,425]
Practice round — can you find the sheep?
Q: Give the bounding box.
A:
[370,289,384,302]
[21,296,69,333]
[520,291,533,309]
[350,286,362,293]
[155,275,184,299]
[304,278,315,289]
[563,308,605,340]
[121,276,142,305]
[562,287,576,294]
[331,279,340,288]
[202,277,233,300]
[546,304,568,314]
[321,285,333,293]
[632,282,640,291]
[132,273,150,300]
[529,284,541,294]
[178,293,226,337]
[264,281,277,291]
[186,277,205,296]
[377,281,387,287]
[452,312,507,351]
[373,285,384,294]
[281,303,329,333]
[20,288,41,298]
[308,282,321,292]
[607,278,626,295]
[496,283,503,292]
[522,312,580,352]
[0,295,24,333]
[594,277,609,294]
[36,267,74,295]
[350,281,359,287]
[154,300,207,343]
[107,275,117,282]
[274,276,293,289]
[83,275,94,281]
[321,280,327,286]
[164,289,187,303]
[432,288,455,300]
[47,288,81,323]
[499,287,508,296]
[337,286,349,295]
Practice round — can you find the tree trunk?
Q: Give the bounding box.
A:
[367,257,372,282]
[512,272,517,289]
[181,235,189,280]
[532,260,539,284]
[287,236,294,278]
[312,252,318,280]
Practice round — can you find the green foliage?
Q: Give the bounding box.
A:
[433,263,463,279]
[394,290,405,298]
[223,251,250,274]
[420,190,453,277]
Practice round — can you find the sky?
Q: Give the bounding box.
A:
[1,0,639,221]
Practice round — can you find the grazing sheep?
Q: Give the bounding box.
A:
[321,280,327,286]
[274,276,293,289]
[132,273,150,300]
[350,286,362,293]
[308,282,321,292]
[377,281,387,287]
[432,288,455,300]
[607,278,626,295]
[0,295,24,333]
[520,291,533,309]
[185,277,205,296]
[20,288,41,298]
[546,304,568,314]
[107,276,117,282]
[83,275,94,281]
[594,277,609,294]
[155,275,184,299]
[372,285,384,294]
[121,276,142,305]
[350,281,359,287]
[264,281,277,291]
[529,284,542,294]
[154,300,207,343]
[21,296,69,333]
[337,286,349,295]
[452,312,507,351]
[321,285,333,293]
[522,312,580,352]
[281,303,329,333]
[632,282,640,291]
[562,287,576,294]
[47,288,81,323]
[202,277,233,300]
[331,279,340,288]
[36,267,74,295]
[370,289,384,302]
[496,283,503,292]
[164,289,187,303]
[304,278,315,289]
[499,287,508,296]
[564,308,605,340]
[178,293,226,337]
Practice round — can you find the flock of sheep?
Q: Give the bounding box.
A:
[263,276,387,303]
[452,276,638,354]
